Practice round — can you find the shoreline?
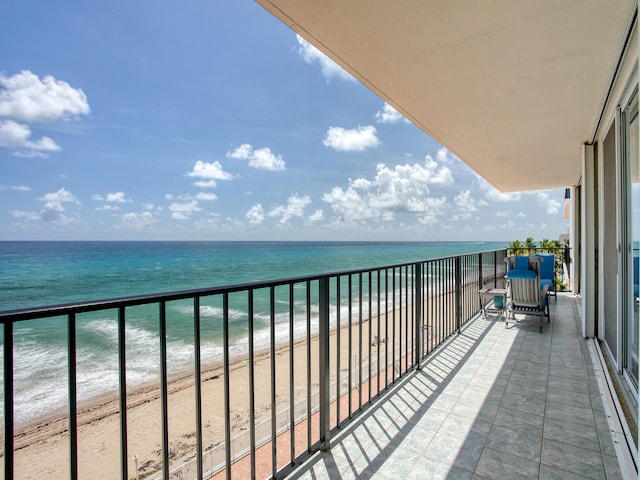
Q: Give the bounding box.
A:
[12,337,302,449]
[8,307,399,479]
[7,282,471,479]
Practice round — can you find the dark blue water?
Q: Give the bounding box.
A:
[0,240,505,423]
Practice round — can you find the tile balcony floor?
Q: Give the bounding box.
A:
[286,293,631,480]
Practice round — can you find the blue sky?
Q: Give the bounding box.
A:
[0,1,568,242]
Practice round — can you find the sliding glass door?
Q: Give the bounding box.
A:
[622,87,638,392]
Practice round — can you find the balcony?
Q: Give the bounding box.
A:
[0,249,633,479]
[286,292,629,479]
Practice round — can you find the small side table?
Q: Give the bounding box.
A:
[479,288,508,321]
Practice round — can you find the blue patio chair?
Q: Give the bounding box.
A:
[505,256,549,333]
[536,253,556,299]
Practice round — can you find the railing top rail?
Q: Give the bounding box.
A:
[0,247,507,322]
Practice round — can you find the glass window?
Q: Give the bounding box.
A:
[624,88,638,391]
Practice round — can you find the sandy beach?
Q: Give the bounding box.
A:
[7,297,432,480]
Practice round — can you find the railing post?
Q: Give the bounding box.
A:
[4,321,13,480]
[159,303,169,480]
[319,276,331,451]
[118,306,129,480]
[493,251,498,288]
[455,257,462,333]
[68,312,78,480]
[478,253,483,290]
[414,263,422,368]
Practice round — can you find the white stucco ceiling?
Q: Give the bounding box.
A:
[256,0,636,191]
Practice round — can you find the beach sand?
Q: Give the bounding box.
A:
[7,296,436,480]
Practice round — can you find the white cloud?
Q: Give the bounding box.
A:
[323,125,380,152]
[0,119,61,156]
[323,185,379,222]
[0,184,30,191]
[323,157,453,223]
[268,194,311,224]
[169,200,201,220]
[296,34,354,82]
[93,191,128,203]
[38,187,79,204]
[247,204,265,225]
[96,204,119,211]
[435,148,459,165]
[9,187,80,225]
[537,191,561,214]
[119,211,154,230]
[416,198,448,225]
[196,192,218,201]
[185,160,233,187]
[308,209,324,222]
[375,103,406,124]
[454,190,477,212]
[10,210,40,221]
[193,180,218,188]
[227,143,286,171]
[106,192,126,203]
[546,200,561,214]
[0,70,89,123]
[34,188,80,224]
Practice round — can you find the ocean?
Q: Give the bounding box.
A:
[0,240,506,424]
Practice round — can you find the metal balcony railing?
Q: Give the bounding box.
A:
[0,248,507,480]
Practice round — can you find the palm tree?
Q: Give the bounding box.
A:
[539,238,553,253]
[524,237,537,254]
[508,239,524,256]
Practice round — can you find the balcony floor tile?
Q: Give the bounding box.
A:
[287,293,628,480]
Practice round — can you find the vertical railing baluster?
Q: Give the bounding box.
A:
[455,256,462,333]
[392,267,396,384]
[464,256,468,321]
[118,306,129,480]
[358,273,363,409]
[459,257,464,324]
[406,265,410,370]
[427,262,432,354]
[347,275,353,417]
[415,263,422,368]
[68,312,78,480]
[405,265,410,373]
[193,298,203,480]
[438,260,442,343]
[449,259,453,334]
[384,269,389,390]
[494,251,498,288]
[336,276,341,426]
[376,270,381,395]
[289,283,295,466]
[306,281,312,451]
[450,259,454,334]
[411,265,415,367]
[367,271,372,404]
[4,320,14,480]
[159,302,169,480]
[398,267,406,377]
[222,293,231,480]
[248,290,256,479]
[269,287,277,478]
[318,276,330,451]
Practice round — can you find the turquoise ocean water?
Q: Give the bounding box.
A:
[0,240,505,424]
